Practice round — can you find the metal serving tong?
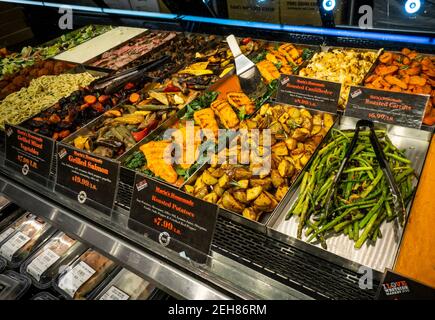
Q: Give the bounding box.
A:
[324,119,406,225]
[90,55,170,94]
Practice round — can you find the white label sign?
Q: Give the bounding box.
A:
[0,228,15,243]
[99,286,130,300]
[58,261,96,298]
[0,232,31,261]
[27,249,61,281]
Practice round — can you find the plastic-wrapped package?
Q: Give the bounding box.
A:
[0,214,54,268]
[21,231,87,289]
[95,268,155,300]
[0,256,6,273]
[0,212,30,244]
[54,249,117,300]
[0,270,31,300]
[31,292,59,300]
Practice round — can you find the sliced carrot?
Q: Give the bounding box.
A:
[364,74,377,84]
[79,104,89,111]
[52,132,59,140]
[98,95,109,103]
[379,52,393,64]
[92,102,104,113]
[84,95,97,105]
[401,48,411,55]
[390,85,402,92]
[422,85,432,94]
[129,92,140,104]
[405,66,421,75]
[49,114,61,124]
[385,75,407,89]
[409,76,427,86]
[58,130,70,139]
[377,65,398,76]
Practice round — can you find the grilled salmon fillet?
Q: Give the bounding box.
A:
[227,92,256,115]
[140,140,178,184]
[211,100,239,129]
[257,60,280,83]
[193,108,219,137]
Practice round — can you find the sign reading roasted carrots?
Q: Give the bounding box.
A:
[128,174,218,263]
[55,143,120,215]
[276,75,341,113]
[5,124,55,185]
[345,86,429,129]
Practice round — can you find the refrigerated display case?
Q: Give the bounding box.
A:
[0,0,434,300]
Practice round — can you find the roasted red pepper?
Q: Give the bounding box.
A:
[163,84,181,93]
[132,120,159,142]
[124,82,135,90]
[241,37,252,45]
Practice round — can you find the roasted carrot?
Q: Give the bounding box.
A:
[409,76,427,86]
[48,114,61,124]
[379,52,393,64]
[52,132,59,140]
[58,130,70,139]
[84,95,97,105]
[98,95,109,103]
[385,75,407,89]
[129,92,140,104]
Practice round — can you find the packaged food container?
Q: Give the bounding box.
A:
[0,196,10,211]
[54,248,118,300]
[0,214,55,268]
[95,268,155,300]
[0,270,31,300]
[0,211,30,244]
[0,256,6,273]
[21,231,87,289]
[31,291,59,300]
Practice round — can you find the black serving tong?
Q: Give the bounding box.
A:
[324,119,406,225]
[90,55,170,94]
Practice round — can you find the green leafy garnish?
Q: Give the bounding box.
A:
[301,48,313,61]
[182,91,219,120]
[251,51,267,64]
[238,107,247,121]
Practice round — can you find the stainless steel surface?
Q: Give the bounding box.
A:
[0,166,308,300]
[268,116,432,272]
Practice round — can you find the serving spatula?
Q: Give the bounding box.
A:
[226,35,266,100]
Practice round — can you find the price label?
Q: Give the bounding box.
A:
[100,286,130,300]
[26,249,61,281]
[58,261,96,298]
[0,231,31,261]
[345,86,429,129]
[276,75,341,113]
[0,228,15,243]
[4,125,55,185]
[55,143,120,215]
[128,174,218,264]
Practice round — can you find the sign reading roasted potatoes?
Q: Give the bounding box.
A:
[128,173,218,264]
[277,75,341,114]
[345,86,429,129]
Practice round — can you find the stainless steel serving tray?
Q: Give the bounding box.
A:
[182,102,337,232]
[62,84,200,161]
[83,30,179,71]
[267,116,432,272]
